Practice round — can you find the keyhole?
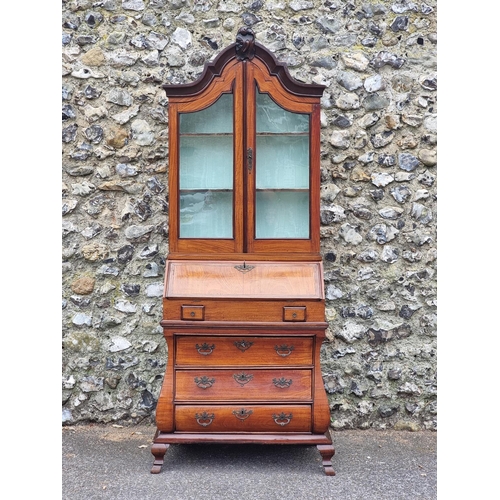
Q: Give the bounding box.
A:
[190,312,195,317]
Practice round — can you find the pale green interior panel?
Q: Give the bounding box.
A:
[256,92,309,133]
[178,93,234,238]
[180,94,233,134]
[255,190,309,239]
[256,135,309,189]
[179,190,233,238]
[180,136,233,190]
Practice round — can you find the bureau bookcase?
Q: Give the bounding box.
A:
[151,27,335,476]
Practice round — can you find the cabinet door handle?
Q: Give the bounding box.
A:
[195,411,215,427]
[274,344,295,357]
[247,147,253,173]
[272,412,293,426]
[195,343,215,355]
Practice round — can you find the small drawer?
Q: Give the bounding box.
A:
[181,305,205,321]
[283,306,306,322]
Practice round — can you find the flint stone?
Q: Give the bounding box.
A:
[418,148,437,166]
[112,105,140,125]
[339,223,363,245]
[131,119,154,145]
[326,285,343,300]
[340,52,370,71]
[171,27,192,49]
[379,206,404,219]
[63,124,78,143]
[123,0,145,10]
[391,185,411,203]
[371,130,394,148]
[330,130,350,149]
[367,223,399,244]
[371,51,405,69]
[82,242,108,261]
[125,225,154,240]
[320,185,338,205]
[371,172,394,187]
[399,153,420,171]
[114,300,137,314]
[358,112,380,129]
[337,321,365,343]
[363,93,390,110]
[336,92,360,110]
[146,282,164,297]
[107,89,133,107]
[414,189,429,201]
[336,71,363,91]
[411,202,433,224]
[72,313,92,326]
[116,163,138,177]
[356,249,378,262]
[364,74,385,92]
[108,336,132,352]
[63,199,78,215]
[320,204,346,224]
[381,245,399,263]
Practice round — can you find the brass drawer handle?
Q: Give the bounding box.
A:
[234,340,254,352]
[272,412,293,426]
[194,376,215,389]
[233,372,253,386]
[195,411,215,427]
[232,408,253,420]
[195,343,215,355]
[274,344,295,357]
[272,377,293,389]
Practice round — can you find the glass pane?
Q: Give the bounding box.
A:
[180,94,233,134]
[179,190,233,238]
[180,136,233,189]
[256,135,309,189]
[178,93,233,239]
[256,92,309,133]
[255,190,309,239]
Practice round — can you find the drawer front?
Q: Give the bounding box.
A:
[175,369,312,401]
[283,306,306,321]
[181,305,205,320]
[175,336,313,366]
[175,405,312,432]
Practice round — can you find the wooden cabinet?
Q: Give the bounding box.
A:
[151,27,335,476]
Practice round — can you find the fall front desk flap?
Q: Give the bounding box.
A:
[164,260,324,300]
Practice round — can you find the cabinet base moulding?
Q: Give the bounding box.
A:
[150,430,335,476]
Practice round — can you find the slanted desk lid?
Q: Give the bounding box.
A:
[165,260,324,300]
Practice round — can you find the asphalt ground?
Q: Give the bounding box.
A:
[62,424,437,499]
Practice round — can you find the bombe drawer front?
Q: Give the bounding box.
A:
[175,369,312,401]
[174,405,312,433]
[175,336,313,366]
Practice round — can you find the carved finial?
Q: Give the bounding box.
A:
[235,27,256,60]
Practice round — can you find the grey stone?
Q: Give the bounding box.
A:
[399,153,420,171]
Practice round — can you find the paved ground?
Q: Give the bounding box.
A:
[62,424,436,500]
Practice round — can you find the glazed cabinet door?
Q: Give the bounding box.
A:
[245,59,321,254]
[168,59,245,254]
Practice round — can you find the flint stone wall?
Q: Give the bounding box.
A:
[62,0,437,431]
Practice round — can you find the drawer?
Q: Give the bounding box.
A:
[181,305,205,320]
[175,404,312,432]
[175,369,312,401]
[283,306,306,321]
[175,336,313,366]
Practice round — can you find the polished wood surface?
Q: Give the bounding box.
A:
[174,405,312,432]
[175,335,314,366]
[175,369,312,401]
[152,28,334,477]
